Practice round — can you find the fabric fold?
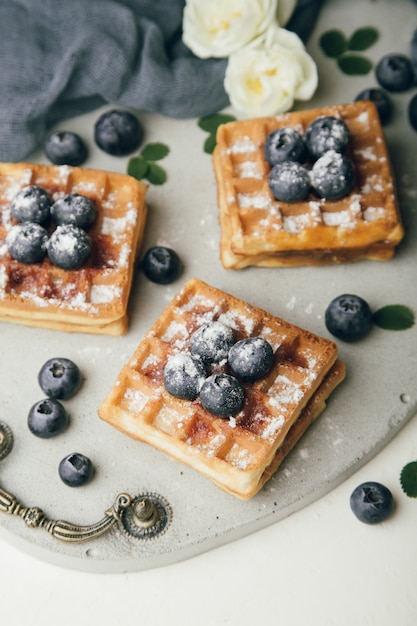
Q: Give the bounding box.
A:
[0,0,323,161]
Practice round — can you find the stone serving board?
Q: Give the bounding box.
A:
[0,0,416,573]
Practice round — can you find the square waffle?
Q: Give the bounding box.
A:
[98,278,345,499]
[0,162,147,334]
[212,100,404,269]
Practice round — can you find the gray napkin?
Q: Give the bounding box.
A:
[0,0,323,162]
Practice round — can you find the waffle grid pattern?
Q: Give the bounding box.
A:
[99,279,340,497]
[214,101,403,268]
[0,162,147,332]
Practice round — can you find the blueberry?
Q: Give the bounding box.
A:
[44,131,88,166]
[408,92,417,131]
[51,194,96,229]
[94,109,143,156]
[28,398,69,439]
[375,53,414,92]
[6,222,48,264]
[268,161,311,203]
[142,246,182,284]
[354,88,393,125]
[189,322,235,365]
[199,374,244,418]
[264,127,306,166]
[350,481,394,524]
[325,293,373,342]
[38,357,82,400]
[305,116,350,158]
[47,224,92,270]
[10,185,52,225]
[310,150,355,200]
[164,353,206,401]
[228,337,274,382]
[59,453,94,487]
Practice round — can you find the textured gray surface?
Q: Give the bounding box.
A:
[0,0,416,573]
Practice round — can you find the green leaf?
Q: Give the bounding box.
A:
[127,155,149,181]
[373,305,415,331]
[198,113,236,134]
[204,133,217,154]
[400,461,417,497]
[337,53,372,75]
[140,142,170,161]
[319,30,347,58]
[145,162,167,185]
[348,27,379,52]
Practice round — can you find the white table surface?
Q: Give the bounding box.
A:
[1,0,417,623]
[1,412,417,626]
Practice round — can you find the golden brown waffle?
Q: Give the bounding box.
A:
[99,278,345,499]
[213,101,404,269]
[0,162,147,334]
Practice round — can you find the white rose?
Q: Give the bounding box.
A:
[182,0,278,59]
[224,25,318,117]
[276,0,297,26]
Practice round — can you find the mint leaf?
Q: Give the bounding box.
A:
[204,133,217,154]
[198,113,236,134]
[145,162,167,185]
[141,142,170,161]
[348,27,379,52]
[337,53,372,75]
[319,30,347,58]
[400,461,417,497]
[127,155,149,181]
[373,305,415,331]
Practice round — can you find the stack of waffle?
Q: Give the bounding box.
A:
[0,162,147,334]
[99,278,345,499]
[213,101,403,269]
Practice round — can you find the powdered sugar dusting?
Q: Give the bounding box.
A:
[90,284,121,304]
[0,165,143,316]
[228,136,258,155]
[363,206,386,221]
[238,193,273,210]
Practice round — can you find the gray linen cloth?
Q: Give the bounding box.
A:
[0,0,323,162]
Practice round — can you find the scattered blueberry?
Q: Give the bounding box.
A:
[305,116,350,158]
[264,127,306,166]
[47,224,92,270]
[59,453,94,487]
[325,293,373,342]
[408,92,417,131]
[28,398,69,439]
[38,357,82,400]
[189,322,235,365]
[142,246,182,284]
[199,374,245,418]
[10,185,52,225]
[51,194,96,229]
[354,88,393,125]
[228,337,274,382]
[350,481,394,524]
[268,161,311,202]
[44,131,88,166]
[94,109,143,156]
[164,353,206,401]
[310,150,355,200]
[375,53,414,92]
[6,222,48,264]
